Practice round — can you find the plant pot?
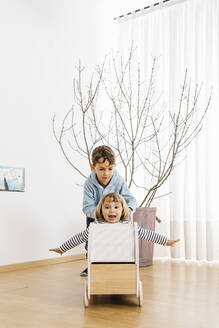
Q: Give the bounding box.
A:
[133,207,156,267]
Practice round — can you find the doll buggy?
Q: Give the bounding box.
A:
[83,222,143,307]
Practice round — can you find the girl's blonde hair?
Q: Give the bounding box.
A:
[95,192,130,222]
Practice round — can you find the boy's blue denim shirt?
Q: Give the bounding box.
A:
[82,169,137,218]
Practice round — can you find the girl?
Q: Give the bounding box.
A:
[49,192,179,256]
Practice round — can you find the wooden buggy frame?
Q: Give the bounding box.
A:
[83,222,143,307]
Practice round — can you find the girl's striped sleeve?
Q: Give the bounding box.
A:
[59,228,89,253]
[138,226,167,245]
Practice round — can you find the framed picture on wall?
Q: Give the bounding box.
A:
[0,166,25,192]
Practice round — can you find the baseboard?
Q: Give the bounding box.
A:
[153,257,219,266]
[0,253,86,273]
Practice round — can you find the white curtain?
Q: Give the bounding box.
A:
[116,0,219,261]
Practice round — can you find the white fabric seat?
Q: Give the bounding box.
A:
[88,223,135,263]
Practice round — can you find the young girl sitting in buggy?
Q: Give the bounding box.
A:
[49,192,179,256]
[50,192,179,306]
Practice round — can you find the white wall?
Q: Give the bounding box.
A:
[0,0,152,266]
[0,0,104,266]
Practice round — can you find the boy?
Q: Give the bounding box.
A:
[80,145,137,276]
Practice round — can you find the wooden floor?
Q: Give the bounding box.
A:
[0,259,219,328]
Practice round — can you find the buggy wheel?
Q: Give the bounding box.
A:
[138,280,143,306]
[83,281,89,308]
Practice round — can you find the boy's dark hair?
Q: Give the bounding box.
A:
[92,146,116,166]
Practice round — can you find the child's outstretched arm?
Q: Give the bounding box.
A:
[49,228,89,255]
[138,226,180,246]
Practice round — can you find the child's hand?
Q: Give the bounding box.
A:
[129,208,133,219]
[166,239,180,247]
[49,248,63,255]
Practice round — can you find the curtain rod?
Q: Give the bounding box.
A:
[114,0,172,20]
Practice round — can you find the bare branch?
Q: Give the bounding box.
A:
[52,48,210,207]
